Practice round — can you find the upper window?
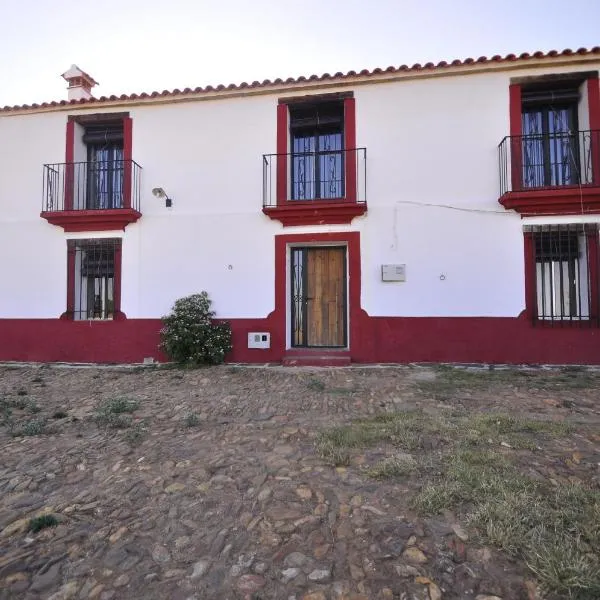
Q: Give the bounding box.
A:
[521,82,582,188]
[68,238,120,320]
[289,100,344,200]
[526,224,598,324]
[83,121,125,210]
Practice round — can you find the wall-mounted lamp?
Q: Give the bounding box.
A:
[152,187,173,208]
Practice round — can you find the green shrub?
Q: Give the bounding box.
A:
[28,514,59,532]
[160,292,232,365]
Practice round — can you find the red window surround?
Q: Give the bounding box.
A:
[263,95,367,226]
[523,226,599,325]
[42,113,141,232]
[61,238,125,321]
[501,75,600,216]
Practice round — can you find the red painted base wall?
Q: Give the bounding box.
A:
[1,315,600,365]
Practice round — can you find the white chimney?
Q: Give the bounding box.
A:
[61,65,98,101]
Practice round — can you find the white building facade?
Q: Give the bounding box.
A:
[1,50,600,364]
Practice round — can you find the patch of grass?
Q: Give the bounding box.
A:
[315,411,450,465]
[96,412,133,429]
[125,420,149,445]
[327,386,360,395]
[12,418,47,437]
[8,397,28,410]
[28,514,59,533]
[366,454,417,479]
[318,405,595,597]
[26,400,41,414]
[95,397,139,429]
[184,413,201,427]
[464,413,571,450]
[100,397,139,414]
[307,377,326,392]
[315,439,351,466]
[410,443,599,599]
[417,365,600,396]
[1,397,41,413]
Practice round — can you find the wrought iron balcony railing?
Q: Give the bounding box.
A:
[42,160,142,213]
[262,147,367,207]
[499,129,600,196]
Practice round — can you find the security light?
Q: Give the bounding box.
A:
[152,187,172,208]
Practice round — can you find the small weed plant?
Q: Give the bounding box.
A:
[184,413,201,427]
[96,397,139,428]
[28,514,59,533]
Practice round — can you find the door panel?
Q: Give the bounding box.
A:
[292,246,346,348]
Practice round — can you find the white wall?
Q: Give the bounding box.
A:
[1,60,599,321]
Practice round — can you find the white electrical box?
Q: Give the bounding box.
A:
[381,264,406,282]
[248,332,271,349]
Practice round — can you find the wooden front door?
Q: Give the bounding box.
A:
[291,246,347,347]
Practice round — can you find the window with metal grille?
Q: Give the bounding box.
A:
[525,224,599,324]
[289,100,344,200]
[68,239,119,320]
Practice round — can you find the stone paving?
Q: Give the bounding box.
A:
[0,364,599,600]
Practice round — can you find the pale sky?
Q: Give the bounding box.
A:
[1,0,598,106]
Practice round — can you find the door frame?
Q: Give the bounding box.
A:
[273,232,361,354]
[289,244,348,348]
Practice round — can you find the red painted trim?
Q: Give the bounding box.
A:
[113,239,125,320]
[0,319,164,363]
[267,96,365,226]
[523,231,537,321]
[509,84,522,192]
[587,228,599,320]
[587,77,600,186]
[122,117,133,209]
[588,76,600,130]
[57,114,138,227]
[276,104,288,204]
[62,241,76,320]
[344,97,357,202]
[499,186,600,215]
[272,231,362,357]
[65,120,75,210]
[263,201,366,226]
[40,208,141,232]
[4,315,600,365]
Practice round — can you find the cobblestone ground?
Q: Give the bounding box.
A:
[0,364,599,600]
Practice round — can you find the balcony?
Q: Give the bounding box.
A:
[41,160,142,232]
[498,130,600,216]
[262,148,367,226]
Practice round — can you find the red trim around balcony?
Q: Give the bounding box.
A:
[508,84,522,192]
[65,121,75,210]
[123,117,133,209]
[502,76,600,216]
[588,76,600,185]
[499,186,600,216]
[41,208,141,232]
[262,201,366,226]
[264,95,366,226]
[44,113,140,232]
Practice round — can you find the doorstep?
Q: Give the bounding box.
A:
[282,349,351,367]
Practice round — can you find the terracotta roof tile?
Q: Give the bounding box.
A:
[2,46,599,113]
